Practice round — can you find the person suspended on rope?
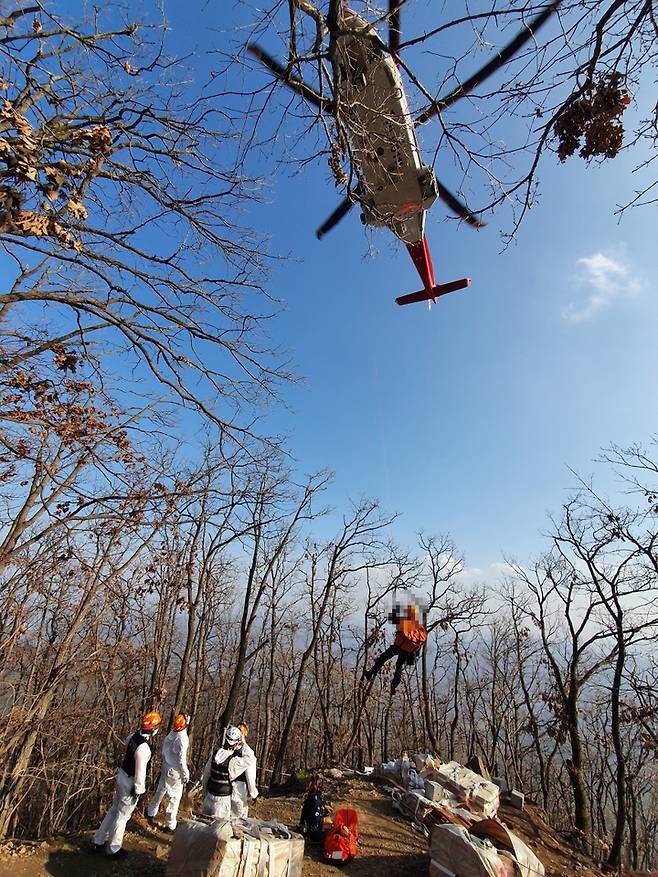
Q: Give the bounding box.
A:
[362,601,427,695]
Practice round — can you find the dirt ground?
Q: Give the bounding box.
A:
[0,776,638,877]
[0,779,427,877]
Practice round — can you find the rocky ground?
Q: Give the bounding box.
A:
[0,776,641,877]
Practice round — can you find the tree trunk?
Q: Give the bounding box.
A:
[606,631,626,867]
[270,566,334,784]
[449,637,461,759]
[565,686,590,839]
[420,645,440,753]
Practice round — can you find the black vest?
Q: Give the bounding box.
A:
[300,791,326,842]
[121,731,150,778]
[207,749,240,797]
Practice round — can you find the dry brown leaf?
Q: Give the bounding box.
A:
[86,125,112,154]
[14,114,33,138]
[14,210,49,236]
[66,197,88,220]
[44,166,68,187]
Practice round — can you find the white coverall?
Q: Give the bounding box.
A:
[146,728,189,829]
[94,734,151,854]
[230,740,258,818]
[202,744,258,819]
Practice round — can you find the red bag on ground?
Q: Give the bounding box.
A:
[323,809,358,863]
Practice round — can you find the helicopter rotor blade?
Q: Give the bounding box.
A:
[437,180,484,228]
[416,1,559,125]
[389,0,402,58]
[247,43,332,113]
[316,196,355,239]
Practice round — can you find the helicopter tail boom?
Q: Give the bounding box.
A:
[398,236,470,306]
[395,278,470,307]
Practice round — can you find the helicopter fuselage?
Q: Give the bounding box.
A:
[333,9,438,245]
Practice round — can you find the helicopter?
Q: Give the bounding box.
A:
[248,2,558,307]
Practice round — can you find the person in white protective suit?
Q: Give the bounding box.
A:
[92,711,162,858]
[232,722,258,818]
[146,712,190,832]
[201,725,258,819]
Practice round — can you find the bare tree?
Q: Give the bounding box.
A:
[270,498,397,781]
[0,487,167,836]
[509,552,617,842]
[0,3,293,441]
[416,533,487,755]
[218,465,331,729]
[555,448,658,866]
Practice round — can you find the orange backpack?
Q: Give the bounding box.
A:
[323,809,358,863]
[394,619,427,653]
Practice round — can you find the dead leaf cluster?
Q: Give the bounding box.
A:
[553,73,631,163]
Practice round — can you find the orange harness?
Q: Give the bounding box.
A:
[394,619,427,653]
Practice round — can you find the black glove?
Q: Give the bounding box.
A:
[388,607,402,625]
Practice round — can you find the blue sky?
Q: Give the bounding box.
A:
[176,2,658,572]
[64,2,658,571]
[266,148,658,568]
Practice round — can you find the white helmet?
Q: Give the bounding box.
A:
[224,725,242,747]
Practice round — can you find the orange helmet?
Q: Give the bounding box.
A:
[173,713,190,732]
[141,711,162,732]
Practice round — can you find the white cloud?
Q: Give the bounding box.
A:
[454,562,515,587]
[562,250,642,323]
[489,561,516,576]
